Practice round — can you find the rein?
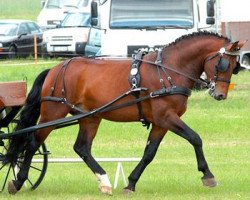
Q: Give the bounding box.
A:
[42,86,191,120]
[135,57,209,87]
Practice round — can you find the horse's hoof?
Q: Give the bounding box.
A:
[8,181,18,195]
[202,177,218,187]
[99,186,112,196]
[123,188,134,195]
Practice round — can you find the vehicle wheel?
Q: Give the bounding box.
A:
[8,46,17,59]
[242,55,250,67]
[0,141,48,192]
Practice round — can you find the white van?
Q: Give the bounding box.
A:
[42,11,91,56]
[37,0,91,30]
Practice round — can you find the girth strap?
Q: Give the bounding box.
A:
[150,86,192,98]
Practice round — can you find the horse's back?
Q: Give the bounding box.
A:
[42,57,143,120]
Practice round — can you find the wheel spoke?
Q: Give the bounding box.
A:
[1,164,11,192]
[29,164,42,172]
[0,162,7,171]
[26,178,34,187]
[0,143,48,192]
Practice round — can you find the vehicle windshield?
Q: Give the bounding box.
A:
[46,0,85,9]
[110,0,194,29]
[0,23,18,36]
[77,0,90,7]
[61,13,91,27]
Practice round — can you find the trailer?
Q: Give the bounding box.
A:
[219,0,250,69]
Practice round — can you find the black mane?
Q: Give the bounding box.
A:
[166,31,231,47]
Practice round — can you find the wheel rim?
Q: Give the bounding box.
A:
[8,46,17,59]
[0,142,48,192]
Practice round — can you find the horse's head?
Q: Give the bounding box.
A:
[204,40,246,100]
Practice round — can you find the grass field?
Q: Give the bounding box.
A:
[0,61,249,199]
[0,2,250,199]
[0,0,41,21]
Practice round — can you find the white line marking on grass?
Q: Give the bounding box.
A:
[0,61,59,67]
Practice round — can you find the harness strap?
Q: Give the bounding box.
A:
[42,87,149,115]
[50,58,74,97]
[135,58,209,88]
[101,86,191,113]
[129,51,150,129]
[42,96,86,113]
[150,86,191,98]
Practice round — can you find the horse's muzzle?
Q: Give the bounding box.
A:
[208,81,226,101]
[213,92,226,101]
[209,89,226,101]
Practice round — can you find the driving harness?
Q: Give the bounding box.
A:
[128,51,150,128]
[42,52,192,130]
[128,50,191,128]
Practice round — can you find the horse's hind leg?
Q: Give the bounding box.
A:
[8,104,70,194]
[73,117,112,195]
[7,134,40,194]
[8,127,54,194]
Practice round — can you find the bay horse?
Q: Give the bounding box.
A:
[4,32,245,195]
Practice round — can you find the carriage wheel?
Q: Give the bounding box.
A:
[0,141,48,192]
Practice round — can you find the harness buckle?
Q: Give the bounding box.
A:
[150,92,159,98]
[131,78,138,89]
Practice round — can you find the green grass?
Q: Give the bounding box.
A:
[0,61,249,199]
[1,1,249,199]
[0,0,41,21]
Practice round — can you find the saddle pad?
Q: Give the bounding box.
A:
[0,81,26,107]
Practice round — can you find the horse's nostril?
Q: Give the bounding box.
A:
[215,94,226,101]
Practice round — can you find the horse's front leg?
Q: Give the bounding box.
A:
[162,113,217,187]
[124,125,166,193]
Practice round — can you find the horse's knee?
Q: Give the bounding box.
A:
[189,133,203,147]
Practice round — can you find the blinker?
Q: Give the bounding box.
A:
[216,57,229,72]
[233,61,241,74]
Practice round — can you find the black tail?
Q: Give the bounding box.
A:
[4,69,50,164]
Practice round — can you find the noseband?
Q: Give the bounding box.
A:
[204,47,240,90]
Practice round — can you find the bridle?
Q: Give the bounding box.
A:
[204,47,241,91]
[132,46,240,90]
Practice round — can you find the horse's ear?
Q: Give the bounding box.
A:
[226,40,247,51]
[237,40,248,49]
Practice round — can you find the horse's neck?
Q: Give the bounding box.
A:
[162,39,225,87]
